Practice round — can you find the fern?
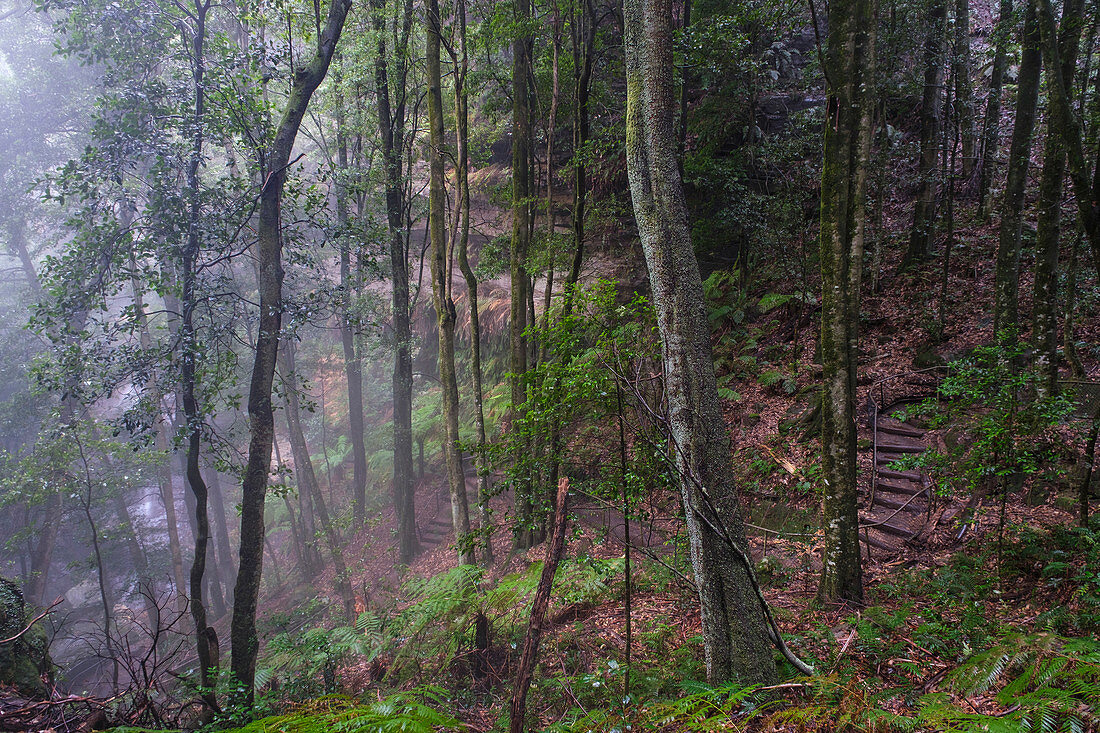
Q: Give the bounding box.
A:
[218,689,463,733]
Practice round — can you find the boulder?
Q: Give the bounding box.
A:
[0,577,53,697]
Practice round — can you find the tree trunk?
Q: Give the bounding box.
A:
[508,477,571,733]
[992,0,1042,337]
[817,0,876,605]
[231,0,351,706]
[623,0,777,686]
[902,0,946,268]
[978,0,1014,219]
[1036,0,1100,290]
[953,0,976,178]
[511,0,538,551]
[450,0,493,565]
[373,0,419,565]
[426,0,474,565]
[279,341,356,620]
[1031,0,1084,393]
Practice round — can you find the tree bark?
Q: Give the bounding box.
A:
[426,0,474,565]
[1031,0,1084,393]
[623,0,777,686]
[902,0,946,268]
[817,0,876,605]
[978,0,1014,219]
[279,341,355,620]
[508,477,570,733]
[372,0,419,565]
[231,0,351,706]
[511,0,539,551]
[992,0,1042,337]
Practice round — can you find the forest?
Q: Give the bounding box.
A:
[0,0,1099,729]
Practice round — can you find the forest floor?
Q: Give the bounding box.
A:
[236,193,1100,732]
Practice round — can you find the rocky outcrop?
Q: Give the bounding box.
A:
[0,577,53,697]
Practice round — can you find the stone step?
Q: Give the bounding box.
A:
[875,479,928,496]
[877,422,925,438]
[873,494,925,513]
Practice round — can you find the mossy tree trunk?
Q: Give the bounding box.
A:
[902,0,946,268]
[1031,0,1084,393]
[231,0,351,707]
[817,0,876,606]
[511,0,539,551]
[373,0,418,565]
[992,0,1042,337]
[450,0,493,565]
[978,0,1014,219]
[426,0,474,566]
[623,0,777,687]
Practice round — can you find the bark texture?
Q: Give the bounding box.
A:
[623,0,776,686]
[817,0,876,605]
[230,0,351,706]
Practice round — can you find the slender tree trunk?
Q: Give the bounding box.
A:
[1036,0,1100,290]
[335,85,368,527]
[205,468,236,605]
[953,0,976,178]
[180,1,216,708]
[623,0,777,686]
[451,0,493,565]
[511,0,538,551]
[992,0,1042,337]
[566,0,595,311]
[817,0,876,605]
[1032,0,1084,393]
[902,0,946,268]
[979,0,1014,219]
[373,0,419,565]
[1081,417,1099,527]
[426,0,474,565]
[279,342,356,620]
[508,477,571,733]
[231,0,351,706]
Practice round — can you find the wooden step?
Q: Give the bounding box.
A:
[875,479,928,496]
[873,494,924,513]
[876,441,925,454]
[878,468,923,482]
[862,519,915,539]
[860,532,896,550]
[876,452,905,465]
[877,423,925,438]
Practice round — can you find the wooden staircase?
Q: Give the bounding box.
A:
[859,369,946,556]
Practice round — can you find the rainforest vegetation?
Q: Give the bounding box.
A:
[0,0,1099,730]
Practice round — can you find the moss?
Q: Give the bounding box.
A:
[0,576,53,697]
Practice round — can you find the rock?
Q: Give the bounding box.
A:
[0,577,53,698]
[755,555,786,584]
[913,347,946,370]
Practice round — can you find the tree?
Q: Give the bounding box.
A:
[372,0,419,565]
[817,0,876,605]
[511,0,539,551]
[902,0,946,269]
[978,0,1014,219]
[231,0,352,706]
[992,0,1042,336]
[623,0,776,686]
[1031,0,1085,392]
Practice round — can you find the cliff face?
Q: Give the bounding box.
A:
[0,577,52,697]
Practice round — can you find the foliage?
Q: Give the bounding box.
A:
[890,341,1076,499]
[214,690,463,733]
